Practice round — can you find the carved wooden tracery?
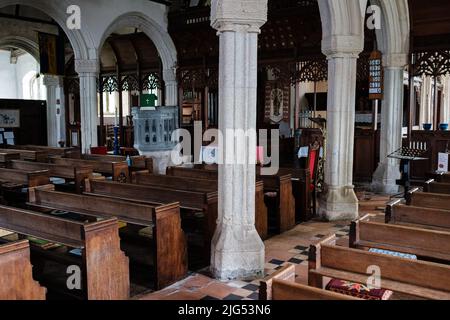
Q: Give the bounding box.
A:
[413,50,450,77]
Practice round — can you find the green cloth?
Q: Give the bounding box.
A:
[141,94,158,107]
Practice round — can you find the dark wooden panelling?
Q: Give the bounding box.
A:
[0,99,47,146]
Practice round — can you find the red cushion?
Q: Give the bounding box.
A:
[326,279,393,300]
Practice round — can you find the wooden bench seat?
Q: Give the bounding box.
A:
[0,148,47,162]
[131,171,268,240]
[0,205,129,300]
[386,199,450,230]
[351,214,450,262]
[27,184,187,290]
[49,157,129,183]
[7,160,93,193]
[167,166,295,234]
[424,179,450,195]
[260,264,359,300]
[309,235,450,300]
[406,188,450,211]
[0,240,46,300]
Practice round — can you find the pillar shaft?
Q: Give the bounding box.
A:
[163,68,178,106]
[210,0,267,280]
[75,60,99,154]
[319,54,359,221]
[43,75,62,147]
[372,67,405,194]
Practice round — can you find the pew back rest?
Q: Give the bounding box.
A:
[85,179,216,211]
[406,190,450,211]
[351,214,450,260]
[425,180,450,195]
[386,202,450,229]
[50,157,129,182]
[260,264,359,300]
[28,184,164,227]
[309,235,450,297]
[132,172,216,192]
[0,168,50,187]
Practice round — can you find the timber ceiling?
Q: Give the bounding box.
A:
[409,0,450,51]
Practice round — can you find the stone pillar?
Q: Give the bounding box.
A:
[441,76,450,124]
[163,68,178,106]
[43,75,62,147]
[372,54,407,194]
[318,39,362,221]
[75,59,99,154]
[210,0,267,280]
[57,85,67,145]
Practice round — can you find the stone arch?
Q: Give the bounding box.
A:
[317,0,368,54]
[0,0,93,61]
[371,0,410,61]
[0,36,39,61]
[98,12,178,105]
[98,12,177,76]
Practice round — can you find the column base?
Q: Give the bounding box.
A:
[138,150,173,174]
[211,225,264,281]
[318,186,359,221]
[371,162,401,195]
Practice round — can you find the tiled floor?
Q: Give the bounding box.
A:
[138,192,389,300]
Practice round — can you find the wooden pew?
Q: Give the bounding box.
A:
[0,240,46,300]
[0,205,129,300]
[351,214,450,262]
[424,179,450,194]
[433,172,450,183]
[0,148,47,162]
[0,168,50,188]
[260,264,359,300]
[406,188,450,211]
[131,171,268,240]
[167,166,295,233]
[84,179,218,263]
[67,153,153,173]
[27,184,187,290]
[49,157,129,183]
[7,160,93,193]
[386,199,450,230]
[7,145,75,157]
[0,152,20,167]
[308,235,450,300]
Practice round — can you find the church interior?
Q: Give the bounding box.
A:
[0,0,450,301]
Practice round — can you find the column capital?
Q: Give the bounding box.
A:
[322,35,364,59]
[43,75,63,87]
[210,0,268,32]
[75,59,100,74]
[162,67,177,83]
[383,53,408,69]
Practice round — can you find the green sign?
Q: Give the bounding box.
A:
[140,94,158,107]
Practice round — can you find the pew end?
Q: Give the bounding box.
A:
[0,240,47,300]
[260,264,296,300]
[153,202,188,290]
[308,234,337,288]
